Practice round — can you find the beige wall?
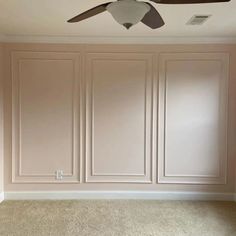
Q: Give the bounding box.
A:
[3,43,236,193]
[0,43,3,194]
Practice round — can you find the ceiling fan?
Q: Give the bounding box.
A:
[67,0,231,29]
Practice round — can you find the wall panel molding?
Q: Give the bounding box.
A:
[0,44,3,194]
[158,52,229,184]
[4,44,234,193]
[85,53,154,183]
[12,51,82,183]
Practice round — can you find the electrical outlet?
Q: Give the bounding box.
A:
[55,170,63,180]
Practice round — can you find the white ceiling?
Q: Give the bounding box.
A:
[0,0,235,43]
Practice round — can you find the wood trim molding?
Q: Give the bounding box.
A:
[158,52,229,185]
[11,51,82,183]
[0,192,4,203]
[85,53,154,183]
[3,191,235,201]
[1,35,236,44]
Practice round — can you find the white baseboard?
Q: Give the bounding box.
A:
[3,191,235,201]
[0,192,4,203]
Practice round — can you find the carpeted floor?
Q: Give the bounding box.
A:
[0,200,235,236]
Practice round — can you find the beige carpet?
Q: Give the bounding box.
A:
[0,200,236,236]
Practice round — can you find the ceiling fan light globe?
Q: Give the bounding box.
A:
[107,0,150,28]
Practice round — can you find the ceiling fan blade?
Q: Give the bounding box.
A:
[141,3,165,29]
[67,2,112,23]
[150,0,230,4]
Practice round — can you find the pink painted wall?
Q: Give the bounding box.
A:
[2,43,236,194]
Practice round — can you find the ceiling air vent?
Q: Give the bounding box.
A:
[187,15,211,25]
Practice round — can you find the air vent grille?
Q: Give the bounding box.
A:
[187,15,211,25]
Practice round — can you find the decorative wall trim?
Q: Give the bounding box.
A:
[11,51,81,183]
[0,192,4,203]
[3,191,235,201]
[1,35,236,44]
[85,53,154,183]
[0,44,4,203]
[158,52,229,185]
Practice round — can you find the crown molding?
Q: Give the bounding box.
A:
[0,34,236,44]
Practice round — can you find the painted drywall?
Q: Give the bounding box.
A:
[2,43,236,195]
[0,43,4,198]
